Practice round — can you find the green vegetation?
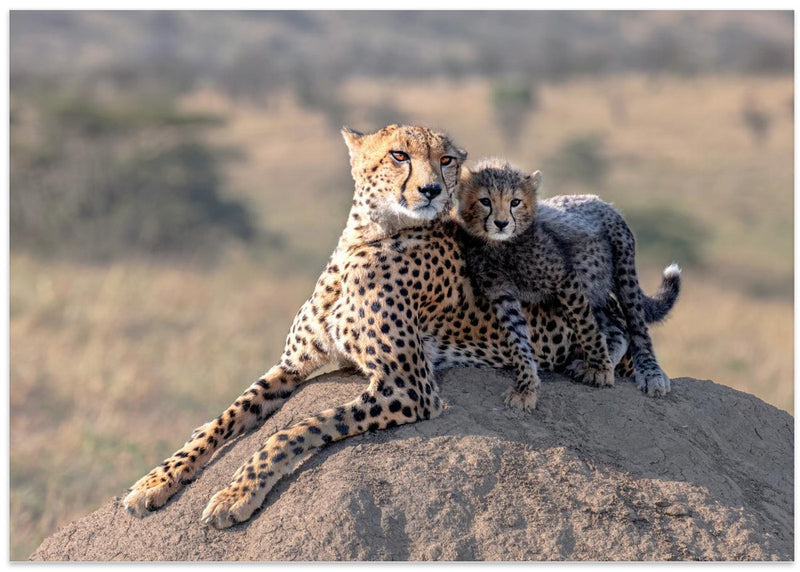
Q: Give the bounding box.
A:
[11,89,256,262]
[624,206,709,267]
[547,133,609,187]
[741,97,773,145]
[11,12,793,89]
[491,78,539,144]
[45,94,224,135]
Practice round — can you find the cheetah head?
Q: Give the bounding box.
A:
[342,124,467,229]
[455,158,541,242]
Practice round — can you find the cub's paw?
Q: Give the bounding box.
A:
[124,465,187,516]
[502,386,538,413]
[566,359,615,387]
[201,482,267,529]
[635,367,671,397]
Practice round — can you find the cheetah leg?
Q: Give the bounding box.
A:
[626,301,670,395]
[611,225,670,396]
[601,321,628,369]
[558,279,614,387]
[597,297,636,378]
[598,309,636,378]
[124,302,332,516]
[201,352,440,528]
[593,297,630,370]
[492,294,541,412]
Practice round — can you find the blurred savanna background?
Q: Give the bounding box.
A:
[9,10,794,559]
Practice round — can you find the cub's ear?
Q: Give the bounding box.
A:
[526,170,543,193]
[341,126,365,157]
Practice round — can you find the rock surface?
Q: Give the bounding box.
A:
[31,369,793,561]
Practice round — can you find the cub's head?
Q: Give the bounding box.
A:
[342,124,467,229]
[455,158,541,242]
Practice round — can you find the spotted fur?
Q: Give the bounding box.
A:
[456,158,680,397]
[123,125,631,529]
[455,158,619,399]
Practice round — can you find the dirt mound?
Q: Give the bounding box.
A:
[31,369,793,561]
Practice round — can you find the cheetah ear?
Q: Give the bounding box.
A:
[458,165,473,186]
[527,170,543,193]
[341,126,365,157]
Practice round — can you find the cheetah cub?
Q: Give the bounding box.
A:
[454,160,615,409]
[455,158,680,402]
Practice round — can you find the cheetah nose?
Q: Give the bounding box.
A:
[494,220,509,230]
[419,184,442,201]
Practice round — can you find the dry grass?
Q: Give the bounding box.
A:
[10,248,321,559]
[648,272,793,412]
[10,74,793,559]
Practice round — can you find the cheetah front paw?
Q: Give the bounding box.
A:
[565,359,615,387]
[201,482,268,529]
[124,467,186,517]
[635,367,671,397]
[502,386,538,412]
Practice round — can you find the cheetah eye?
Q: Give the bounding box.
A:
[510,199,522,207]
[390,151,409,162]
[440,156,455,166]
[479,198,492,207]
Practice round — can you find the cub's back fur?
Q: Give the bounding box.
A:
[538,194,681,323]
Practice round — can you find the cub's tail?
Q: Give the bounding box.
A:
[643,263,681,324]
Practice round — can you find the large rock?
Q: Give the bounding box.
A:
[31,369,793,561]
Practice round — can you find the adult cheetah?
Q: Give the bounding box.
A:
[124,125,624,529]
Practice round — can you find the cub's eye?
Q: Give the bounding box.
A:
[390,151,409,162]
[510,198,522,207]
[441,156,455,166]
[479,198,492,207]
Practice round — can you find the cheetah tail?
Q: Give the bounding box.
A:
[642,263,681,324]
